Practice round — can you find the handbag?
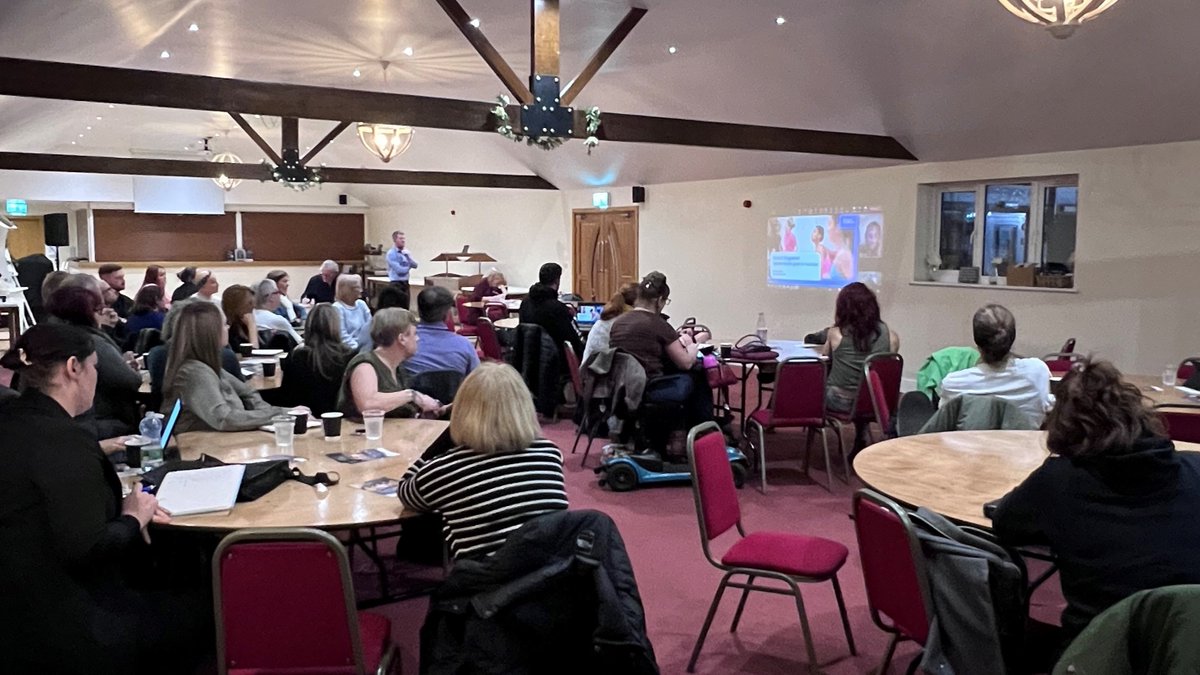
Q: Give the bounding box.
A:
[730,334,779,361]
[139,455,340,502]
[701,352,740,389]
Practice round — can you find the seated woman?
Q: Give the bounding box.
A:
[337,307,441,420]
[819,281,900,415]
[582,282,637,365]
[162,301,295,433]
[171,266,199,303]
[334,273,372,351]
[398,361,568,560]
[46,285,141,438]
[993,359,1200,643]
[609,272,711,429]
[141,264,167,291]
[221,284,259,352]
[468,270,507,323]
[252,278,304,349]
[279,304,353,414]
[0,324,208,673]
[124,284,167,346]
[267,269,307,325]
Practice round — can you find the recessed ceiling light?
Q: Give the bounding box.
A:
[188,23,199,32]
[71,141,77,145]
[402,46,414,57]
[667,45,677,54]
[775,16,786,25]
[468,18,480,28]
[78,133,84,138]
[108,104,115,109]
[352,68,361,78]
[160,50,171,59]
[95,116,102,120]
[86,126,92,130]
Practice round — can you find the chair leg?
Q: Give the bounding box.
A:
[821,425,834,493]
[840,425,853,484]
[688,573,733,673]
[879,633,900,675]
[904,651,924,675]
[831,574,857,655]
[786,579,821,674]
[729,574,755,633]
[757,423,768,494]
[803,428,814,474]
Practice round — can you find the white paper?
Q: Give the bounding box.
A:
[155,465,245,516]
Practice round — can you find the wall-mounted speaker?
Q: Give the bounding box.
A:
[338,194,348,205]
[44,213,70,246]
[632,186,646,203]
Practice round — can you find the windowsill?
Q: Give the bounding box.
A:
[909,280,1078,294]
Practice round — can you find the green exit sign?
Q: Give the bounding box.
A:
[5,199,27,216]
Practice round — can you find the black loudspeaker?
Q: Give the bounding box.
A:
[338,194,348,205]
[632,186,646,203]
[44,213,69,246]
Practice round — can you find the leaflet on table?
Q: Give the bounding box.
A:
[326,448,398,464]
[354,477,400,497]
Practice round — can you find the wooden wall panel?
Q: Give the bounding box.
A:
[241,212,364,262]
[93,210,235,262]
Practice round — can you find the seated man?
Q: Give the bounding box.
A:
[405,287,479,400]
[302,259,339,304]
[939,303,1053,426]
[518,262,583,357]
[98,263,134,318]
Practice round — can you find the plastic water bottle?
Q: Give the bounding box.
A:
[138,412,164,468]
[755,312,768,343]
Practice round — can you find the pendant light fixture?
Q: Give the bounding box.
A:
[356,60,415,163]
[996,0,1121,38]
[210,151,243,191]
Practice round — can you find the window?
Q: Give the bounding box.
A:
[919,175,1077,289]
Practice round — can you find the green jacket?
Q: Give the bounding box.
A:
[1054,585,1200,675]
[916,346,980,400]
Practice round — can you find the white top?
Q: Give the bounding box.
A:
[938,356,1054,426]
[279,295,300,322]
[582,317,615,365]
[253,308,304,346]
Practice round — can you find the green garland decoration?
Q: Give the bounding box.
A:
[492,95,601,153]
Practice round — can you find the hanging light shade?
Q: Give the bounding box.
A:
[210,151,243,191]
[356,123,414,163]
[997,0,1121,38]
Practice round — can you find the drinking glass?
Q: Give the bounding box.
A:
[362,409,385,441]
[272,414,295,450]
[1163,364,1178,387]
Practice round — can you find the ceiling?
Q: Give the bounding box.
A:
[0,0,1197,198]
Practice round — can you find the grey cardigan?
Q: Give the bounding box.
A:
[163,359,285,433]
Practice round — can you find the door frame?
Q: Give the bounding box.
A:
[571,206,639,301]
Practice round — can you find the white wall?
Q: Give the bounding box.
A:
[371,140,1200,377]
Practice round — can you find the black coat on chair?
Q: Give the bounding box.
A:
[512,324,562,418]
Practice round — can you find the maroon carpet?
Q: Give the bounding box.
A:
[375,419,1065,674]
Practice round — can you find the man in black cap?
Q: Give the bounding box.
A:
[518,262,582,356]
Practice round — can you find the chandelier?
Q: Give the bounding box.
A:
[356,122,414,163]
[997,0,1121,38]
[210,151,243,191]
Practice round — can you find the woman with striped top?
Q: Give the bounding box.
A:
[398,361,568,560]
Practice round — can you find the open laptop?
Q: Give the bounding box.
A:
[575,302,603,328]
[149,398,182,453]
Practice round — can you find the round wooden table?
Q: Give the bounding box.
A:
[1122,374,1200,408]
[854,430,1200,528]
[495,317,519,330]
[160,418,449,531]
[138,369,281,394]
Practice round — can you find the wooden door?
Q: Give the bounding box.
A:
[5,217,45,260]
[572,207,638,302]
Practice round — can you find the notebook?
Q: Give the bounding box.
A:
[154,464,245,516]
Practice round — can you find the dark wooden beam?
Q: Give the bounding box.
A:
[0,57,917,160]
[434,0,533,103]
[301,121,352,165]
[531,0,560,76]
[0,152,558,190]
[229,112,282,165]
[281,116,299,155]
[561,6,647,105]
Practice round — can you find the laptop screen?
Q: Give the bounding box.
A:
[575,303,603,326]
[157,398,182,450]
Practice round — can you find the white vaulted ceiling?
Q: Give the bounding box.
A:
[0,0,1198,197]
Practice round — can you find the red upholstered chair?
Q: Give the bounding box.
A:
[1177,358,1199,382]
[744,358,841,493]
[443,311,457,333]
[853,489,934,675]
[686,422,856,673]
[475,318,504,362]
[213,528,399,675]
[1156,405,1200,444]
[1060,338,1076,354]
[454,295,478,337]
[1042,352,1083,375]
[830,352,903,459]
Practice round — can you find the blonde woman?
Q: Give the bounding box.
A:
[162,302,298,433]
[337,307,442,420]
[397,362,568,560]
[334,273,371,350]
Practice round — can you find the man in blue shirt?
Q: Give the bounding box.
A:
[405,286,479,402]
[386,230,419,311]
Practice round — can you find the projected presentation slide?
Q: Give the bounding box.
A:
[767,211,884,289]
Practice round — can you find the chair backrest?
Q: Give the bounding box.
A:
[1042,352,1082,374]
[475,318,504,361]
[454,294,471,326]
[864,352,904,428]
[1156,405,1200,444]
[213,528,364,675]
[563,341,583,397]
[687,422,741,562]
[769,357,826,425]
[1060,338,1076,354]
[1177,358,1199,382]
[411,369,465,403]
[853,490,933,646]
